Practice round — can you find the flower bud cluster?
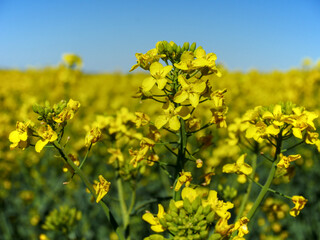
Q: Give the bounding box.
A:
[42,205,82,233]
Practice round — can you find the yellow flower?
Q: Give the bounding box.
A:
[222,154,252,176]
[62,53,82,69]
[289,107,318,139]
[142,204,166,232]
[133,112,150,128]
[193,48,221,76]
[174,171,193,191]
[35,125,58,153]
[262,105,285,136]
[85,126,102,147]
[173,75,207,108]
[9,121,33,150]
[130,48,165,72]
[107,148,124,164]
[155,100,190,131]
[142,62,172,91]
[93,175,111,203]
[215,215,233,237]
[174,51,195,71]
[232,217,249,238]
[289,195,307,217]
[53,99,80,123]
[277,153,301,168]
[202,190,234,218]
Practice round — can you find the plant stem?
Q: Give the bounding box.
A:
[52,142,125,240]
[246,134,282,221]
[235,154,257,222]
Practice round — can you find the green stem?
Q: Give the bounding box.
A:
[235,154,257,222]
[246,160,277,220]
[79,143,92,169]
[52,142,125,240]
[117,175,129,231]
[173,118,187,201]
[246,134,282,221]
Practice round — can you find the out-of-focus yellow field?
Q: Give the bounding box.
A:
[1,54,320,240]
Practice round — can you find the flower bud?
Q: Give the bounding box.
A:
[182,42,190,51]
[190,42,197,52]
[206,211,215,223]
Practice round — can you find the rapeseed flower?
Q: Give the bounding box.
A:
[35,125,58,153]
[173,75,207,108]
[174,171,192,191]
[289,195,307,217]
[93,175,111,203]
[222,154,252,176]
[155,100,190,131]
[9,120,33,150]
[142,204,166,232]
[142,62,172,91]
[277,154,301,168]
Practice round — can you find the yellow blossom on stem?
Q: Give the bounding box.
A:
[222,154,252,176]
[173,75,207,108]
[130,48,165,72]
[107,148,124,164]
[174,51,195,71]
[193,48,221,76]
[232,217,249,238]
[202,190,234,218]
[62,53,82,68]
[53,99,80,123]
[133,112,150,128]
[85,126,102,147]
[155,100,190,131]
[142,204,166,232]
[289,195,307,217]
[35,125,58,153]
[93,175,111,203]
[289,107,318,139]
[9,120,33,150]
[215,215,233,237]
[277,153,301,168]
[142,62,172,91]
[174,171,192,191]
[262,104,285,136]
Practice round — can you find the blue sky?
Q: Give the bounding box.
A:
[0,0,319,73]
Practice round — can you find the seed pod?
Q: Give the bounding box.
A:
[190,42,197,52]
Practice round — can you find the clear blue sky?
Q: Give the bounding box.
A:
[0,0,319,73]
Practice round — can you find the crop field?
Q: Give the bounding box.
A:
[1,41,320,240]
